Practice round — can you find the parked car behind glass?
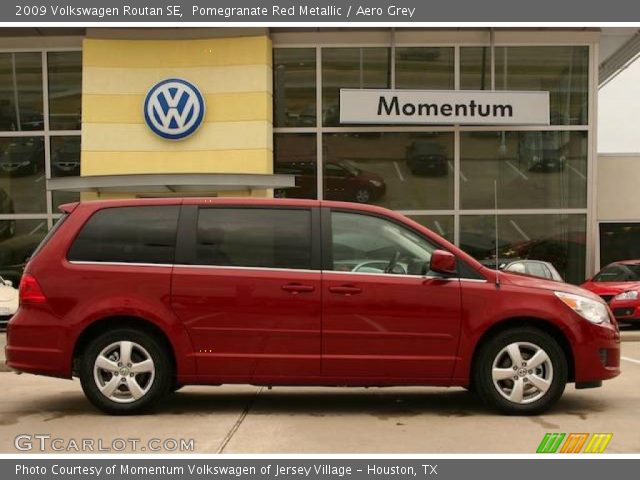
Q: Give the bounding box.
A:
[0,276,18,329]
[481,259,564,282]
[582,260,640,325]
[405,140,448,176]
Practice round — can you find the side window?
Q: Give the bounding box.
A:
[330,211,438,276]
[196,208,312,270]
[67,206,179,264]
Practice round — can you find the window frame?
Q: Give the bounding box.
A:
[0,47,82,231]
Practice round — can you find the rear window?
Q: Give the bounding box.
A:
[67,206,179,264]
[196,208,312,270]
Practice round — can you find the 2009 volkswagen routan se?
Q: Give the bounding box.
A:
[5,198,620,415]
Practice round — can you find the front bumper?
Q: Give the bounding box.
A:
[609,299,640,324]
[572,320,620,384]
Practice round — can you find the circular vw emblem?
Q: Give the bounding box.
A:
[143,78,205,140]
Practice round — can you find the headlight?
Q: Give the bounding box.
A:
[614,290,639,301]
[554,291,609,324]
[369,180,383,187]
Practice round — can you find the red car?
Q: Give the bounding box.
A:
[6,198,619,415]
[582,260,640,325]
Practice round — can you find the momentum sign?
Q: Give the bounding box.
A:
[340,89,550,125]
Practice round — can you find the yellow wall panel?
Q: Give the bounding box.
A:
[81,34,273,183]
[81,150,273,176]
[82,65,272,95]
[83,37,271,68]
[82,122,272,153]
[83,92,271,124]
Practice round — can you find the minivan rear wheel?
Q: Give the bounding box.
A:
[79,328,172,415]
[474,327,567,415]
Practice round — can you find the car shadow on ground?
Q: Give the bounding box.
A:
[0,386,609,423]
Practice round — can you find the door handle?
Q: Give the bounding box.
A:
[281,283,315,294]
[328,285,362,296]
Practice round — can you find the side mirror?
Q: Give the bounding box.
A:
[3,279,13,288]
[430,250,457,276]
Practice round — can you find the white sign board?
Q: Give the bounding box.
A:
[340,89,550,125]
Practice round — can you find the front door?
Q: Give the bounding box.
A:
[171,205,321,382]
[322,208,462,381]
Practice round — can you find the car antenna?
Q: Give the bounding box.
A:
[494,179,501,288]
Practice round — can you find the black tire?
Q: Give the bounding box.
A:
[79,328,172,415]
[474,327,567,415]
[170,384,185,394]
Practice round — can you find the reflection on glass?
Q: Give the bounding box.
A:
[460,131,587,210]
[0,218,47,285]
[599,223,640,268]
[460,46,589,125]
[495,46,588,126]
[48,51,82,131]
[323,132,454,209]
[395,47,454,90]
[460,214,586,284]
[460,47,492,91]
[273,49,316,128]
[322,48,390,127]
[0,137,45,213]
[0,52,43,131]
[273,134,317,199]
[51,136,81,208]
[408,215,454,243]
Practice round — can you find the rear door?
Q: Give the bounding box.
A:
[171,205,322,382]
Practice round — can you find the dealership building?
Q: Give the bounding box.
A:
[1,27,640,285]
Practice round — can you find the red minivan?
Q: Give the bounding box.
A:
[5,198,620,415]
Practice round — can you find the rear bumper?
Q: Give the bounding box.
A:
[5,307,73,378]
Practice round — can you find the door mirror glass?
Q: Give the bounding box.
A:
[430,250,457,275]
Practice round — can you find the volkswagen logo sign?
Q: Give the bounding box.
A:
[144,78,205,140]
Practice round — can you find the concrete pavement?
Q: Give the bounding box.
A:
[1,334,639,454]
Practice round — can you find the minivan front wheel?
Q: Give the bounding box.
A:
[79,328,172,415]
[475,327,567,415]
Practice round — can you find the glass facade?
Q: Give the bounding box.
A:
[273,44,591,284]
[0,50,81,284]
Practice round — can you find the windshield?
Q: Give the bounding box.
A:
[593,264,640,282]
[338,161,360,176]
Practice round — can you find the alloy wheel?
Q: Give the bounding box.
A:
[491,341,553,404]
[93,341,155,404]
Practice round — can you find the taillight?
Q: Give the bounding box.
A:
[19,274,47,304]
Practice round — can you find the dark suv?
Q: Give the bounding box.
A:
[6,198,620,415]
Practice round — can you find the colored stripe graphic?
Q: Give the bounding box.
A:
[584,433,613,453]
[537,433,566,453]
[560,433,589,453]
